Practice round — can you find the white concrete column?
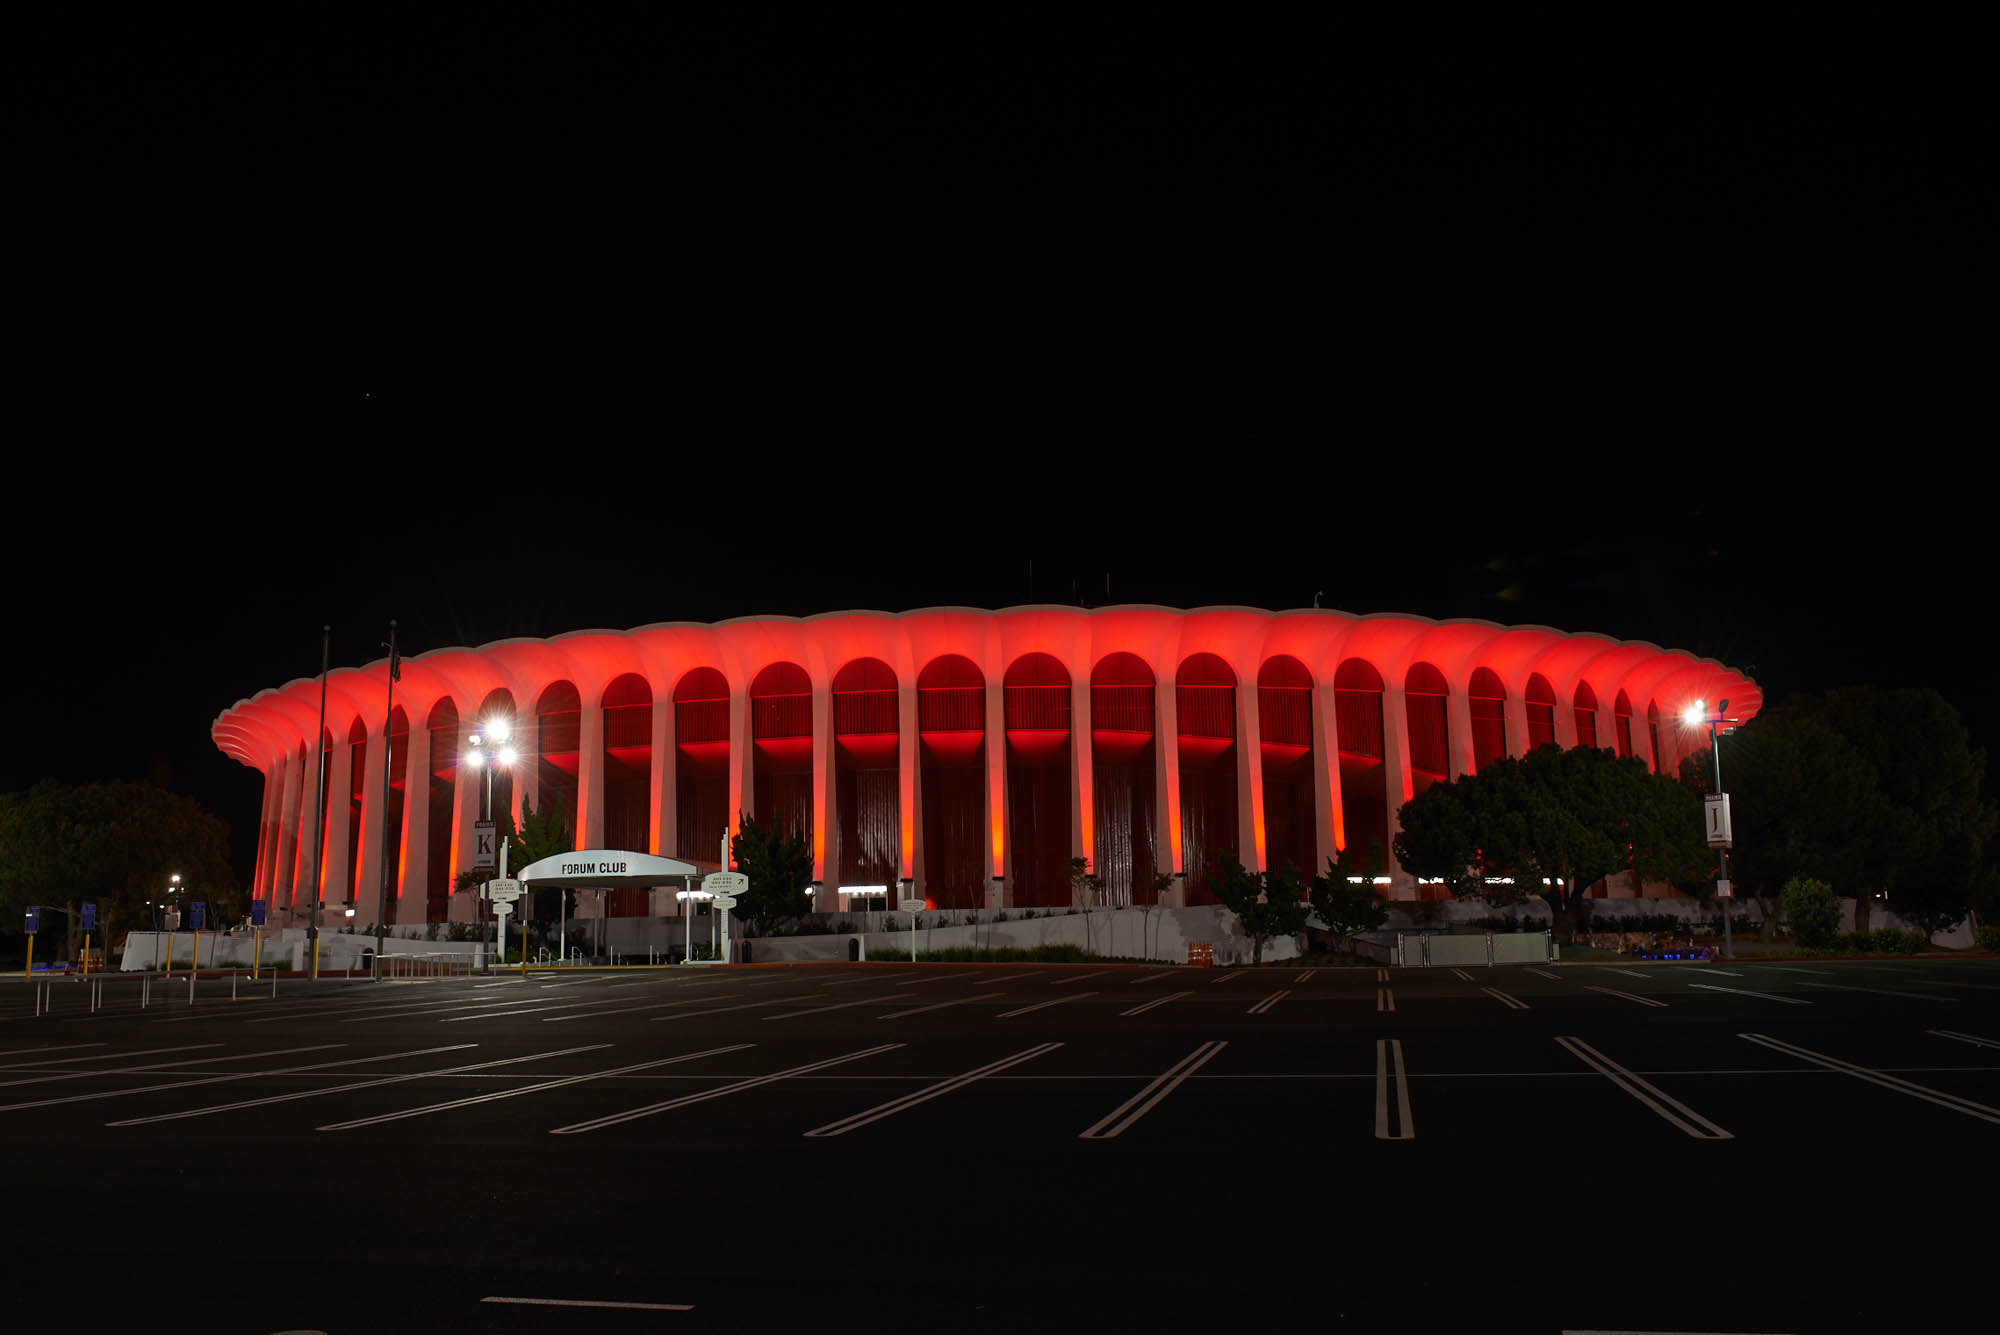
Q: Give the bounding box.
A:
[1554,693,1579,749]
[984,678,1006,907]
[396,724,432,923]
[1447,687,1476,777]
[1598,700,1620,757]
[275,747,305,916]
[898,684,918,882]
[354,724,388,927]
[514,714,538,828]
[728,692,748,855]
[1381,685,1414,897]
[1156,680,1183,907]
[578,695,606,849]
[1236,683,1265,872]
[322,735,355,908]
[450,743,479,890]
[296,743,327,914]
[650,697,674,858]
[1071,673,1092,872]
[1312,681,1342,876]
[254,762,284,904]
[1503,692,1529,758]
[811,686,832,884]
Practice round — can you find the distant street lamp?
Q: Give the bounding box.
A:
[464,717,519,974]
[1682,698,1738,959]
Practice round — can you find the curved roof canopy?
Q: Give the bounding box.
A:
[516,850,699,888]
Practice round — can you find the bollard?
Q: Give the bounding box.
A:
[232,971,239,1000]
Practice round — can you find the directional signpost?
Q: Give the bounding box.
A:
[703,872,748,964]
[250,898,267,979]
[488,878,521,971]
[22,907,37,979]
[82,903,96,979]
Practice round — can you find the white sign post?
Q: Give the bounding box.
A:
[703,872,747,964]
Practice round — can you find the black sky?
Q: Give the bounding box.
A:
[12,17,1992,884]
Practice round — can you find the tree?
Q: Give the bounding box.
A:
[452,797,573,927]
[0,780,236,961]
[1209,852,1311,965]
[1394,745,1710,943]
[1307,847,1388,955]
[729,811,812,938]
[1781,877,1841,950]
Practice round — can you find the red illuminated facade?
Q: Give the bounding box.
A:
[212,607,1762,926]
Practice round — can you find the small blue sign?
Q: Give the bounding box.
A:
[250,898,267,928]
[190,901,207,931]
[82,903,96,932]
[23,906,38,934]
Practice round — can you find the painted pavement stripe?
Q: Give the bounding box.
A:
[1926,1029,2000,1051]
[649,999,795,1022]
[1295,970,1316,982]
[766,996,900,1021]
[1688,983,1809,1005]
[1377,987,1395,1013]
[1451,969,1475,981]
[542,995,791,1023]
[1051,970,1110,986]
[1246,990,1290,1015]
[1481,987,1529,1011]
[1798,981,1956,1003]
[1080,1041,1227,1140]
[802,1043,1060,1138]
[1375,1039,1414,1140]
[1555,1036,1731,1139]
[998,992,1095,1019]
[0,1044,421,1113]
[0,1044,109,1062]
[107,1045,610,1125]
[1740,1032,2000,1124]
[321,1045,756,1131]
[1131,971,1176,985]
[482,1297,693,1312]
[1120,991,1191,1018]
[1585,985,1668,1008]
[878,993,1006,1020]
[0,1044,233,1091]
[0,1044,211,1081]
[554,1044,901,1135]
[1526,968,1562,980]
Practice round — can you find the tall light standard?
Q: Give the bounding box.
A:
[464,716,518,975]
[1683,698,1738,959]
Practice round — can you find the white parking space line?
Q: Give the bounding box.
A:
[1762,967,1823,976]
[1246,990,1289,1015]
[1295,970,1316,982]
[1375,1039,1414,1140]
[803,1043,1060,1138]
[1526,968,1561,981]
[541,995,771,1023]
[650,999,795,1023]
[1051,970,1110,986]
[443,999,635,1022]
[1917,979,2000,991]
[483,1297,693,1312]
[1120,991,1191,1018]
[555,1044,903,1135]
[0,1044,109,1062]
[893,973,956,987]
[818,976,881,987]
[1481,987,1529,1011]
[1080,1041,1226,1140]
[0,1044,235,1092]
[1740,1032,2000,1125]
[1586,985,1668,1008]
[1689,983,1809,1005]
[1798,982,1956,1002]
[1131,971,1176,985]
[0,1044,213,1082]
[1377,968,1390,983]
[1555,1036,1732,1139]
[1210,973,1241,985]
[998,992,1095,1019]
[1699,968,1745,977]
[1926,1029,2000,1050]
[335,998,529,1024]
[766,996,900,1021]
[878,993,1005,1020]
[107,1045,610,1126]
[0,1044,427,1114]
[1377,987,1395,1012]
[322,1044,756,1131]
[1451,969,1475,981]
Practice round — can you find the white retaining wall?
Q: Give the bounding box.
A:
[119,930,485,971]
[740,904,1299,966]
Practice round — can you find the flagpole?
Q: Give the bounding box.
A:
[308,626,330,980]
[375,621,399,981]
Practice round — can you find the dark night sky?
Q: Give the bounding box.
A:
[12,17,1991,885]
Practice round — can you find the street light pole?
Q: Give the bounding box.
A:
[1709,713,1732,960]
[375,622,399,981]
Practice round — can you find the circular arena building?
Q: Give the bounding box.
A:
[212,606,1762,929]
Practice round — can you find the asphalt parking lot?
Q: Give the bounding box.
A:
[3,957,1995,1333]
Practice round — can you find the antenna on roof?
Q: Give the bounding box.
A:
[1314,590,1323,608]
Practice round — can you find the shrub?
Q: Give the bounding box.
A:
[1979,925,2000,954]
[1781,878,1842,950]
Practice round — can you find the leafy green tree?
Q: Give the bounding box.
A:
[729,810,812,937]
[1781,876,1841,949]
[0,780,236,961]
[1395,745,1710,942]
[1307,847,1388,954]
[1209,852,1312,965]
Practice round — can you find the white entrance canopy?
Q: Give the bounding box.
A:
[515,850,700,889]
